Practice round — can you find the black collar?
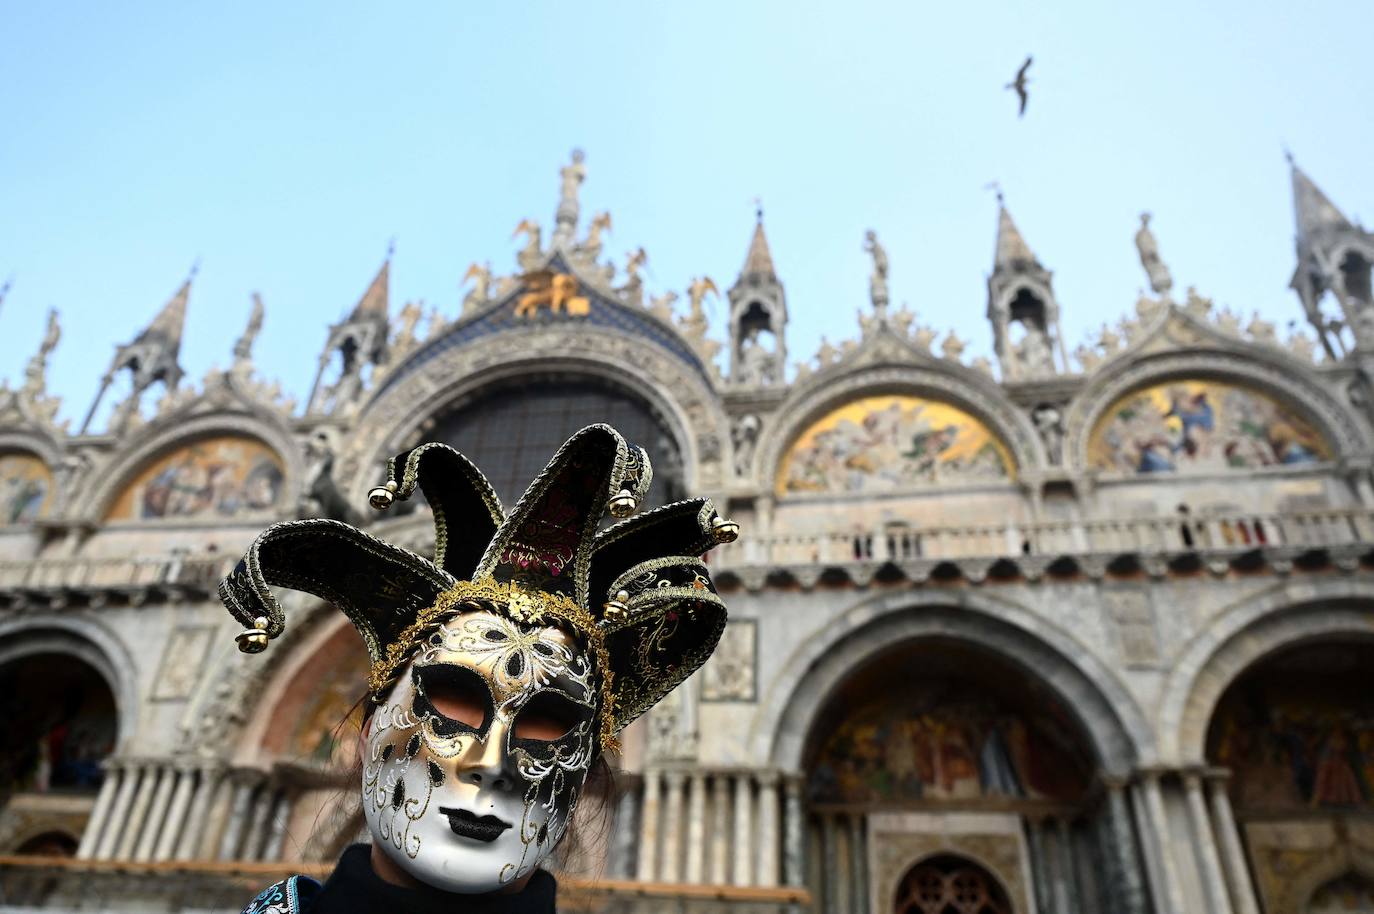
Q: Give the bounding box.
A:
[310,844,558,914]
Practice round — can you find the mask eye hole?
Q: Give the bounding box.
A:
[414,664,492,734]
[513,691,590,742]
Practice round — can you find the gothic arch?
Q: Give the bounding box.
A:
[1065,346,1369,474]
[1159,576,1374,763]
[0,615,138,751]
[752,588,1150,776]
[338,325,730,501]
[756,362,1045,492]
[77,410,301,525]
[887,850,1020,914]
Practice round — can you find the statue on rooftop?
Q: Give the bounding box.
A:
[1135,212,1174,297]
[864,229,889,312]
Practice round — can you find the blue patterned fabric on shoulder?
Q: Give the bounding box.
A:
[240,875,322,914]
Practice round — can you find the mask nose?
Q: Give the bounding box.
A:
[458,719,511,791]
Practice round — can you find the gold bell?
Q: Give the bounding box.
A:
[711,516,740,544]
[235,617,271,654]
[368,480,399,511]
[608,488,638,518]
[604,591,629,621]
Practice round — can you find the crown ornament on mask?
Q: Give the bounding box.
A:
[218,424,736,752]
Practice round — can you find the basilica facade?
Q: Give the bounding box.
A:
[0,154,1372,914]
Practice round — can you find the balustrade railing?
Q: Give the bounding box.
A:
[717,508,1374,568]
[0,554,233,593]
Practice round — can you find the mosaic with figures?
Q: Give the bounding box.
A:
[1088,379,1329,475]
[808,682,1091,804]
[0,453,54,525]
[106,435,285,521]
[779,395,1013,495]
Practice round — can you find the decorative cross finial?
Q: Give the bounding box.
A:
[984,180,1004,205]
[188,259,201,281]
[387,236,396,260]
[753,196,764,222]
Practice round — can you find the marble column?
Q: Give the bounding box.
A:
[782,774,805,887]
[152,766,197,861]
[1056,818,1082,914]
[732,772,753,886]
[636,769,661,882]
[755,772,781,887]
[820,814,840,914]
[708,774,730,884]
[198,770,237,859]
[1025,817,1053,914]
[848,815,868,914]
[263,789,292,862]
[115,762,160,859]
[612,784,639,879]
[76,762,122,859]
[94,761,140,859]
[1105,780,1148,914]
[661,770,686,883]
[1140,772,1188,914]
[684,771,707,884]
[242,780,277,860]
[177,766,221,860]
[134,764,177,861]
[1206,772,1260,914]
[1046,816,1073,913]
[1184,772,1234,914]
[217,774,257,860]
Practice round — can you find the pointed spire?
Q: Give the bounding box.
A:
[994,201,1040,271]
[351,257,390,321]
[138,276,190,350]
[1291,158,1355,242]
[740,205,777,280]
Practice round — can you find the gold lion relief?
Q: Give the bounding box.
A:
[514,271,590,319]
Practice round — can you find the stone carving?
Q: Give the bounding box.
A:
[940,331,966,362]
[461,262,492,315]
[580,211,611,261]
[816,336,839,367]
[152,626,216,700]
[232,294,264,371]
[648,290,677,323]
[425,305,447,340]
[512,220,543,273]
[678,277,722,378]
[1102,589,1161,667]
[1014,324,1054,377]
[552,148,585,246]
[737,326,779,386]
[730,414,761,478]
[864,229,889,312]
[0,309,67,436]
[298,427,363,524]
[700,619,756,701]
[1135,212,1173,297]
[1247,313,1278,347]
[619,247,647,307]
[645,685,696,761]
[1032,404,1064,464]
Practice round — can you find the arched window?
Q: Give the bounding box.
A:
[0,654,116,793]
[419,377,684,507]
[894,855,1013,914]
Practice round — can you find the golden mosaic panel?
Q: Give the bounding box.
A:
[1088,379,1330,475]
[105,435,285,521]
[778,395,1014,495]
[0,453,54,526]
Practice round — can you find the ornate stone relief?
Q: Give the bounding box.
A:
[700,619,757,702]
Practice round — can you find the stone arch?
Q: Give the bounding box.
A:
[339,325,729,500]
[1159,576,1374,763]
[1288,859,1374,914]
[753,589,1151,777]
[756,363,1044,494]
[79,411,301,525]
[0,615,138,752]
[1064,347,1369,474]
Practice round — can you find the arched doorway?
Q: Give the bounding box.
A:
[0,653,116,794]
[803,637,1100,914]
[894,854,1013,914]
[1206,638,1374,911]
[413,375,685,507]
[1309,872,1374,913]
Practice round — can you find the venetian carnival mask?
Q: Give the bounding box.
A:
[220,425,737,893]
[363,607,597,891]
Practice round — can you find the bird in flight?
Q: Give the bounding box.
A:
[1006,55,1032,117]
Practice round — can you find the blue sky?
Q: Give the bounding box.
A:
[1,1,1371,424]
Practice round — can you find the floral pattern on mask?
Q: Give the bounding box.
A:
[361,606,599,892]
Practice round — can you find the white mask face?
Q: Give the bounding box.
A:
[361,607,598,892]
